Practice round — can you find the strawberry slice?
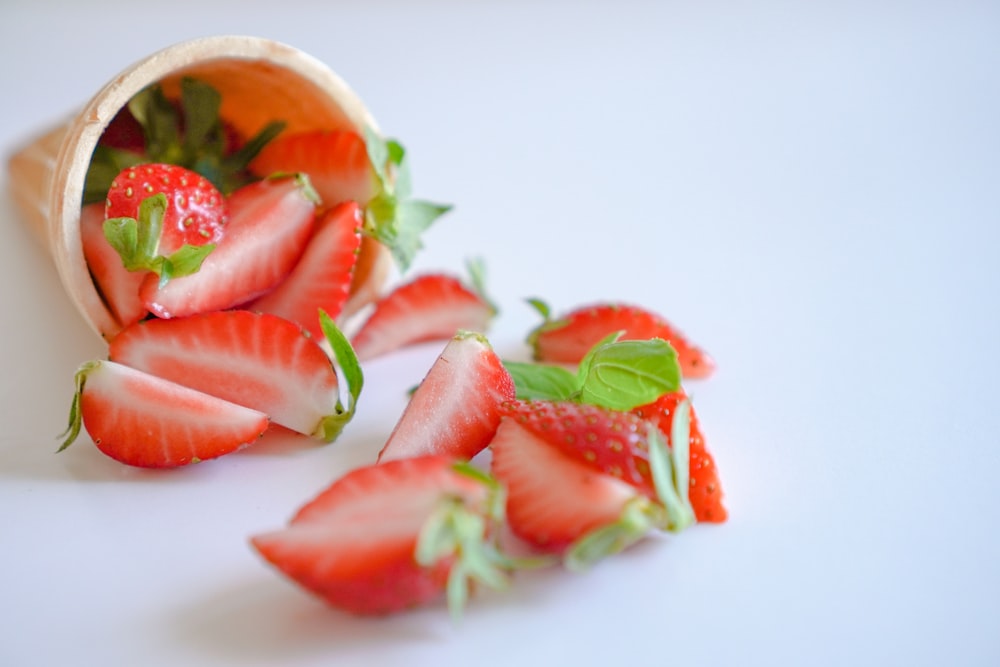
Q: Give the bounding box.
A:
[248,129,379,208]
[634,390,727,523]
[351,267,496,362]
[140,174,318,319]
[79,203,146,330]
[251,455,511,616]
[490,399,694,569]
[377,331,516,464]
[59,360,269,468]
[108,310,362,442]
[528,301,716,380]
[248,201,362,338]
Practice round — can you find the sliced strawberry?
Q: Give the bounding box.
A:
[105,163,228,255]
[251,455,510,616]
[634,390,727,523]
[59,360,269,468]
[528,302,716,380]
[248,202,362,338]
[79,203,146,330]
[108,310,358,441]
[490,400,694,569]
[248,129,379,207]
[351,270,496,362]
[140,174,318,319]
[377,331,516,464]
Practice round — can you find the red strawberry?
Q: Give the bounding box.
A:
[105,163,228,255]
[377,331,516,464]
[634,390,727,523]
[108,310,355,441]
[249,201,362,337]
[351,271,496,362]
[248,129,379,207]
[489,400,693,569]
[59,360,269,468]
[528,302,716,380]
[79,203,146,329]
[251,455,510,616]
[140,174,318,319]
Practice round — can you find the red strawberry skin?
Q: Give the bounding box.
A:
[140,175,317,319]
[105,163,228,255]
[634,391,727,523]
[490,409,643,552]
[377,331,516,464]
[73,360,268,468]
[531,303,715,380]
[249,201,362,337]
[351,274,495,362]
[251,455,490,615]
[79,203,146,329]
[108,310,339,438]
[248,130,379,207]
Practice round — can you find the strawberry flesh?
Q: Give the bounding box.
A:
[249,201,362,337]
[351,273,495,362]
[108,310,340,439]
[377,331,516,463]
[66,360,268,468]
[251,455,494,616]
[79,203,146,329]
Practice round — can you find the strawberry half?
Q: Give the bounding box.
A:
[108,310,362,442]
[634,390,727,523]
[79,202,146,330]
[490,400,694,570]
[249,201,362,337]
[351,268,496,362]
[105,163,228,255]
[248,129,379,208]
[140,174,318,319]
[377,331,516,464]
[528,301,716,380]
[251,455,511,617]
[59,360,269,468]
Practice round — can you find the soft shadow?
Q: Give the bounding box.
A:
[171,575,454,664]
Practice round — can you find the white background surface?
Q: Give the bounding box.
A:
[2,1,999,665]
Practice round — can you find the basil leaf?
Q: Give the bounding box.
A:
[504,361,579,401]
[578,338,681,411]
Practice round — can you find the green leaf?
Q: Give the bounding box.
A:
[102,217,141,269]
[578,338,681,411]
[180,77,223,157]
[130,84,182,164]
[314,310,364,442]
[386,199,452,271]
[564,496,665,571]
[82,146,145,205]
[465,257,497,315]
[504,361,579,401]
[647,423,695,532]
[158,244,215,287]
[525,297,551,321]
[363,126,389,183]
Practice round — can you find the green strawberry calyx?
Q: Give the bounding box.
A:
[57,361,101,452]
[313,310,365,443]
[84,77,286,204]
[361,127,451,272]
[103,193,215,288]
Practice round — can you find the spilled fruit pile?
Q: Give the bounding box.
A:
[60,77,727,619]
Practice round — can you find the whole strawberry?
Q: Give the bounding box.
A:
[105,163,228,255]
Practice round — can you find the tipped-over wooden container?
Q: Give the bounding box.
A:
[7,35,389,340]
